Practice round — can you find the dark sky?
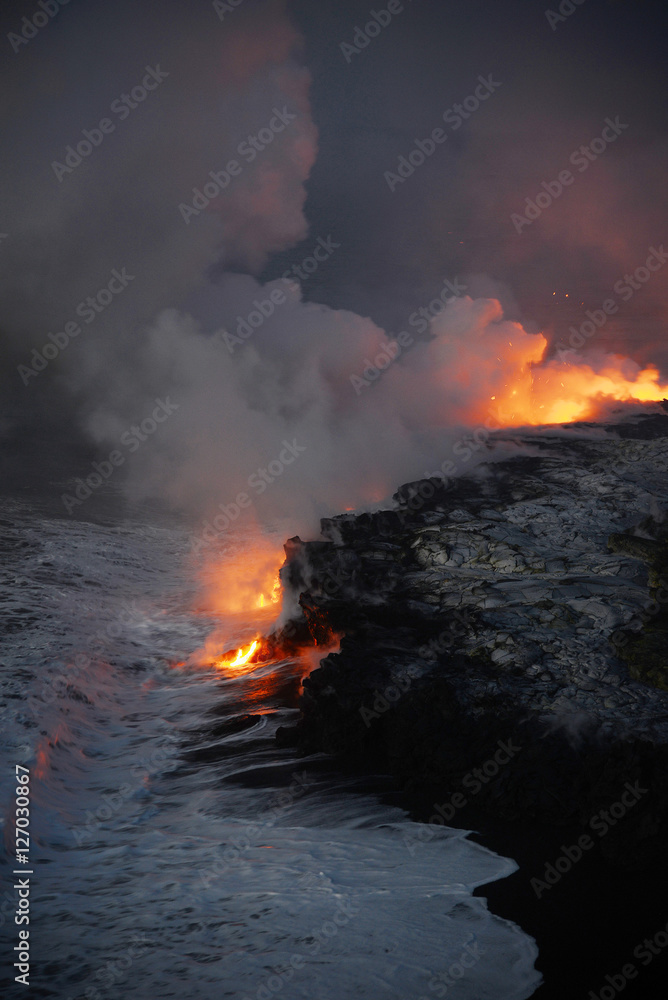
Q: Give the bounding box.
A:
[270,0,668,345]
[1,0,667,519]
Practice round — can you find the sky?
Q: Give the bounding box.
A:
[1,0,667,529]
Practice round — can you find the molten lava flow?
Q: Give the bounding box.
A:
[226,639,259,668]
[179,531,287,672]
[184,628,270,673]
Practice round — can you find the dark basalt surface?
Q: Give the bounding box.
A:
[276,414,668,866]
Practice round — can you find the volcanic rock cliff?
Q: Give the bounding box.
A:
[277,413,668,865]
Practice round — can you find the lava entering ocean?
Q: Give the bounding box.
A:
[178,312,668,679]
[227,639,259,667]
[178,533,286,672]
[193,535,285,618]
[180,527,340,676]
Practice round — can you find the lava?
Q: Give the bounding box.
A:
[424,299,668,430]
[493,348,668,426]
[222,639,259,670]
[257,579,281,608]
[455,330,668,428]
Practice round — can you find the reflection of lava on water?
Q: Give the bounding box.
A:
[185,620,341,718]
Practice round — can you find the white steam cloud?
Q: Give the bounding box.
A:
[1,0,660,541]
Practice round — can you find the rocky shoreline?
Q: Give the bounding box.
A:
[276,413,668,867]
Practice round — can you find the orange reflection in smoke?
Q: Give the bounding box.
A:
[457,332,668,427]
[193,535,285,617]
[212,638,262,675]
[182,534,286,673]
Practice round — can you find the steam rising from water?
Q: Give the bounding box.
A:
[1,0,666,541]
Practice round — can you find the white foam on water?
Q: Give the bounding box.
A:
[0,500,541,999]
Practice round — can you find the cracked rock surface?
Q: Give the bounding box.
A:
[277,414,668,864]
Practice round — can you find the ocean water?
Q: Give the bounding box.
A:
[0,493,541,999]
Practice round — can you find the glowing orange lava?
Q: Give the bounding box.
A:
[256,579,281,608]
[225,639,259,668]
[457,331,668,427]
[528,357,668,424]
[176,525,344,683]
